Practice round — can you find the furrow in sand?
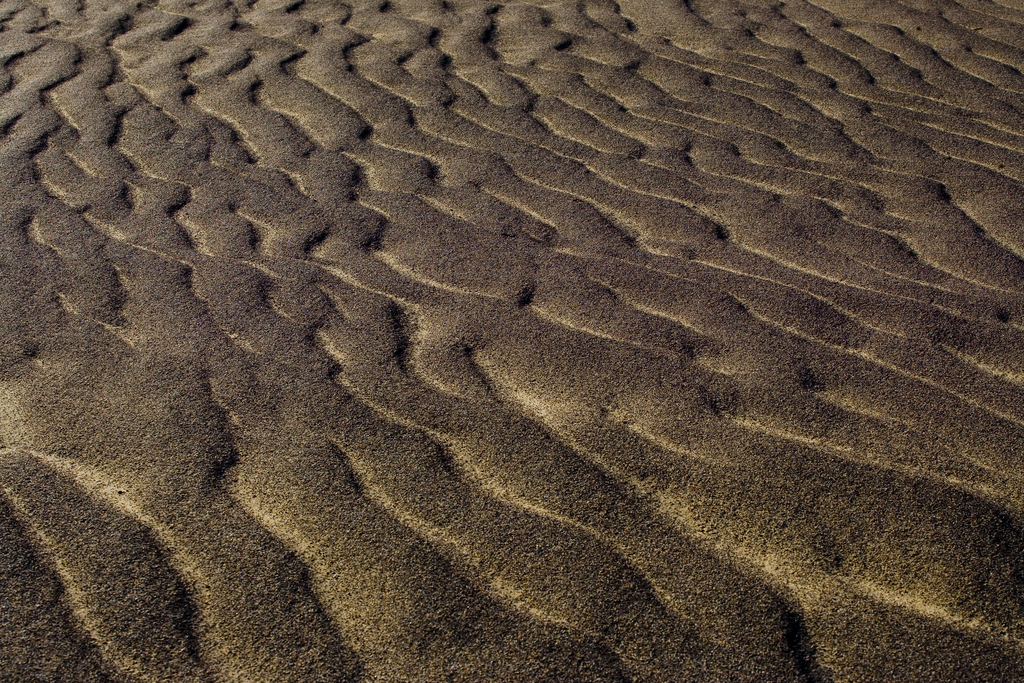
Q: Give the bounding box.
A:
[194,347,632,680]
[0,449,213,683]
[45,452,361,683]
[0,331,363,683]
[597,261,1024,458]
[317,299,817,679]
[0,488,123,683]
[725,286,1024,420]
[326,412,719,680]
[656,493,1024,660]
[227,434,630,681]
[495,372,1024,671]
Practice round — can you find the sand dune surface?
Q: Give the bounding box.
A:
[3,0,1024,680]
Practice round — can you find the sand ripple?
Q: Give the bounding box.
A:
[2,0,1024,680]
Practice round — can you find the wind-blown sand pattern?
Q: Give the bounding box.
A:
[2,0,1024,680]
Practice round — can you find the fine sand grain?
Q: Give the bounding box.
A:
[2,0,1024,680]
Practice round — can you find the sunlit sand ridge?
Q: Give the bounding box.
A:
[2,0,1024,680]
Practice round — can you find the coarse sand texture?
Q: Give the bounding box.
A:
[2,0,1024,680]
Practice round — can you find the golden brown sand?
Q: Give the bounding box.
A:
[2,0,1024,680]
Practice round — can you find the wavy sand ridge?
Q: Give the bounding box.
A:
[2,0,1024,680]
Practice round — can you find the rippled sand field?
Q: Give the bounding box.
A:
[2,0,1024,680]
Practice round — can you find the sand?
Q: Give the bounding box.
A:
[1,0,1024,680]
